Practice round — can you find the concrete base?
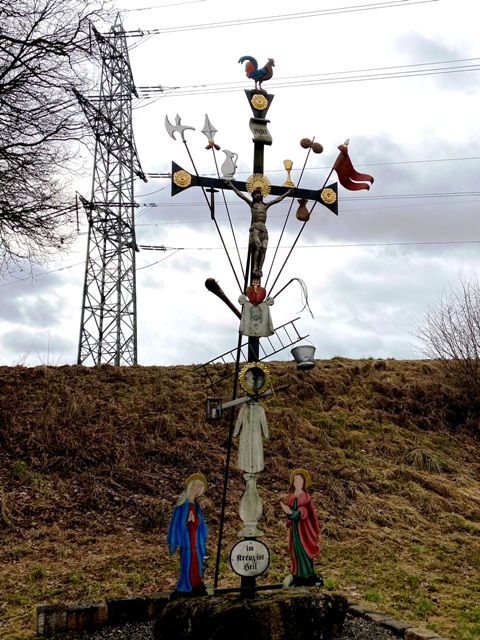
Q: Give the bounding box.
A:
[153,589,347,640]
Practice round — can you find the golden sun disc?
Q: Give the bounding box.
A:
[246,174,271,197]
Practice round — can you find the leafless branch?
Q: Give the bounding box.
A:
[0,0,112,272]
[414,275,480,411]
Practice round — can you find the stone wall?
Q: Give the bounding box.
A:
[36,592,453,640]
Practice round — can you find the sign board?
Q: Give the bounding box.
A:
[249,118,272,146]
[230,539,270,577]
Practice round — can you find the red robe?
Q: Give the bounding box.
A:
[286,491,320,575]
[187,503,202,588]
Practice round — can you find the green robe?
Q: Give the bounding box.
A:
[290,497,316,579]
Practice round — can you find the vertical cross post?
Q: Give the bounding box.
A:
[247,90,272,364]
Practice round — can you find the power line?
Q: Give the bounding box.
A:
[345,191,480,201]
[122,0,438,38]
[2,235,478,287]
[119,0,205,12]
[131,191,480,211]
[133,239,480,260]
[136,248,181,270]
[172,239,480,251]
[304,240,480,249]
[339,155,480,168]
[133,198,480,228]
[136,58,480,98]
[142,155,480,182]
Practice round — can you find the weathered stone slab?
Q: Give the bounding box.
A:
[66,602,108,631]
[146,592,170,620]
[363,612,412,636]
[406,629,444,640]
[348,603,380,617]
[106,596,149,625]
[154,589,348,640]
[36,595,171,636]
[379,617,412,636]
[37,603,68,636]
[365,612,393,624]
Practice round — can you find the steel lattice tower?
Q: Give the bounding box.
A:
[76,16,146,366]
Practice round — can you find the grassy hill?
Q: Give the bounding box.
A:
[0,359,479,640]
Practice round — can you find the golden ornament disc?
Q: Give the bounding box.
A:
[321,188,336,205]
[173,170,192,189]
[239,362,271,396]
[246,173,271,197]
[251,94,268,111]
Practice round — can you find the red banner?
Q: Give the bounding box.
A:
[333,143,374,191]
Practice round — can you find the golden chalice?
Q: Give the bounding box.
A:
[282,159,295,188]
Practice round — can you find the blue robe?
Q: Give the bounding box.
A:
[166,499,207,592]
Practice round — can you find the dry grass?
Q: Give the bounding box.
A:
[0,359,479,639]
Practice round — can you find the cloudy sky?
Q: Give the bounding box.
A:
[1,0,479,367]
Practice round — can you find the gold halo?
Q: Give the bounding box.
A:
[185,473,208,495]
[239,362,270,396]
[246,173,271,197]
[289,468,312,489]
[320,188,336,205]
[173,170,192,189]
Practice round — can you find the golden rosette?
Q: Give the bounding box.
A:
[173,170,191,189]
[251,94,268,111]
[321,188,336,205]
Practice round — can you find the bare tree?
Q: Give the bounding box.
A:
[0,0,110,272]
[415,275,480,407]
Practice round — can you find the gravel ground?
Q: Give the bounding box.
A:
[337,617,399,640]
[68,614,398,640]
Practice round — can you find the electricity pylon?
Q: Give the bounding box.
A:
[76,16,146,366]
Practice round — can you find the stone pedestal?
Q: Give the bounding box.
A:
[238,472,263,538]
[154,589,347,640]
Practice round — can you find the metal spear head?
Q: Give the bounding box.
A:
[201,114,217,141]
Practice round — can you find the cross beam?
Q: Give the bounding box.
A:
[170,161,338,216]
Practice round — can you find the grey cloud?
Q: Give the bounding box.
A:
[0,290,65,327]
[0,328,76,365]
[292,245,476,361]
[290,131,480,247]
[395,33,478,93]
[139,311,235,366]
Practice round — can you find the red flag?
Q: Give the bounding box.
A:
[333,142,374,191]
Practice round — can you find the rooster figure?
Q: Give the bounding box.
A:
[238,56,275,91]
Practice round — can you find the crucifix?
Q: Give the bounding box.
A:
[169,91,338,360]
[227,181,292,280]
[165,62,373,594]
[167,87,339,578]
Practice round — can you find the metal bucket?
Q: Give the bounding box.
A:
[291,345,316,370]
